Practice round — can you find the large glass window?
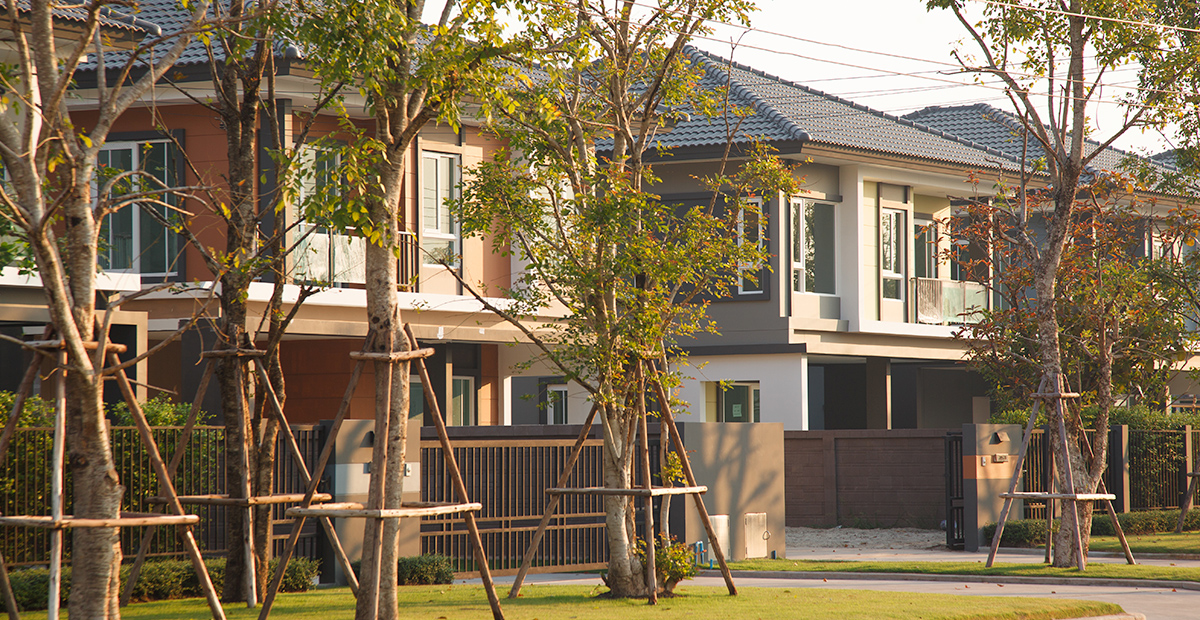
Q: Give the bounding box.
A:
[737,201,764,294]
[98,141,179,276]
[422,152,460,267]
[881,208,905,300]
[792,199,835,294]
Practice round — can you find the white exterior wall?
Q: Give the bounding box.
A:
[677,353,809,430]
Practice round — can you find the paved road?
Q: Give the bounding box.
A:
[473,544,1200,620]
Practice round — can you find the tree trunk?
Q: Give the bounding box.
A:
[354,123,409,620]
[600,407,647,598]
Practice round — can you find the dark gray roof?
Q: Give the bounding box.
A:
[657,48,1024,170]
[902,103,1172,175]
[5,0,158,36]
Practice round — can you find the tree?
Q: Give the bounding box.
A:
[289,1,512,617]
[165,0,338,600]
[953,176,1188,419]
[452,1,793,597]
[929,0,1200,567]
[0,1,213,614]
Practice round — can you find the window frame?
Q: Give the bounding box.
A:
[717,382,761,423]
[96,138,181,277]
[791,198,837,295]
[880,207,906,301]
[421,151,461,268]
[914,217,938,280]
[736,198,765,295]
[546,384,569,425]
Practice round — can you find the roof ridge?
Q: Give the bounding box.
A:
[686,46,1020,166]
[685,46,809,143]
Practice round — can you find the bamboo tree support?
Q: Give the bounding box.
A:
[986,378,1047,568]
[1177,442,1200,533]
[47,351,65,620]
[0,340,226,620]
[257,357,368,620]
[636,365,657,605]
[108,351,228,619]
[985,374,1131,571]
[507,404,600,598]
[650,371,737,596]
[404,325,504,620]
[121,361,215,606]
[259,330,503,620]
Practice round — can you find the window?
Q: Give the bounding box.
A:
[737,201,764,294]
[719,382,760,423]
[294,146,366,285]
[98,140,180,276]
[422,152,460,267]
[792,199,835,294]
[914,218,937,279]
[451,377,475,426]
[881,208,905,300]
[546,385,568,424]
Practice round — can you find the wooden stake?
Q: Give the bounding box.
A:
[507,404,599,599]
[258,359,366,620]
[986,384,1044,568]
[0,549,18,620]
[1179,474,1199,534]
[649,371,736,596]
[406,326,504,620]
[109,353,227,620]
[636,365,657,605]
[122,361,215,606]
[1045,446,1053,564]
[48,353,65,620]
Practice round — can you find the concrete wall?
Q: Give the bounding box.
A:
[678,353,809,430]
[783,429,947,529]
[676,422,787,561]
[328,419,422,585]
[962,423,1023,552]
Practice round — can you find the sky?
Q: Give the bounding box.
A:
[690,0,1177,157]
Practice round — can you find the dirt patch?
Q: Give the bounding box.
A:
[786,526,946,550]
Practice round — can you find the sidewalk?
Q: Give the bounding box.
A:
[784,544,1200,568]
[467,546,1200,620]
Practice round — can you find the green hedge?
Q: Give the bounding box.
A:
[983,508,1200,548]
[350,555,454,585]
[2,556,319,612]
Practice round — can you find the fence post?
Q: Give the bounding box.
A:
[1182,426,1193,511]
[1109,425,1131,514]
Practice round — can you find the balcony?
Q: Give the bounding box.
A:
[913,277,987,326]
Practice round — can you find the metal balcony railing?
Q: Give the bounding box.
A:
[913,277,987,325]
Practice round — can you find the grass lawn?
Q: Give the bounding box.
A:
[731,557,1200,582]
[95,585,1122,620]
[1088,532,1200,556]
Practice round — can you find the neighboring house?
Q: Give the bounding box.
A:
[526,48,1189,431]
[0,0,559,427]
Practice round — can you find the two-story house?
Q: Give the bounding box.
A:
[525,48,1185,431]
[0,0,561,428]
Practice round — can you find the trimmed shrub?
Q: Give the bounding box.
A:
[351,555,455,585]
[1,556,319,612]
[984,508,1200,549]
[396,555,454,585]
[982,518,1054,548]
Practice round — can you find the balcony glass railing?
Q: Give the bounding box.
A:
[913,277,987,325]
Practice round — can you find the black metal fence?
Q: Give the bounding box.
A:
[1021,425,1199,520]
[0,425,324,567]
[419,425,663,575]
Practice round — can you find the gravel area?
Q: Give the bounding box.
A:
[787,526,946,550]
